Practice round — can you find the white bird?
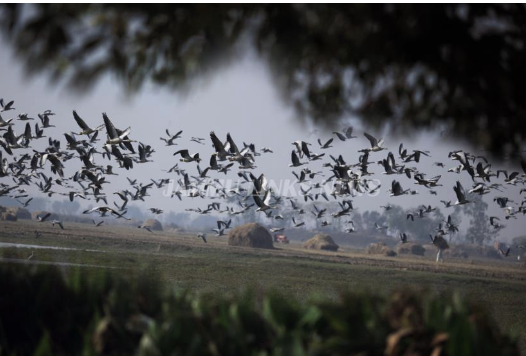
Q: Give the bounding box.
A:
[0,99,15,112]
[16,197,33,207]
[440,200,452,208]
[17,113,34,121]
[345,225,356,234]
[389,180,409,197]
[253,190,275,212]
[103,112,136,146]
[453,181,470,205]
[469,183,490,195]
[160,129,183,146]
[0,114,14,128]
[138,224,153,233]
[311,205,326,219]
[217,219,232,230]
[191,137,206,144]
[289,151,306,167]
[83,206,130,220]
[37,213,51,222]
[344,127,358,139]
[212,227,226,236]
[73,110,104,135]
[333,131,346,141]
[375,222,388,231]
[52,220,64,230]
[173,149,201,163]
[197,233,207,243]
[489,216,504,229]
[292,140,311,158]
[362,132,386,152]
[292,217,305,227]
[92,220,104,227]
[318,138,334,149]
[270,227,285,233]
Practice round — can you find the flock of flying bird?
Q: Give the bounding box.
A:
[1,97,526,258]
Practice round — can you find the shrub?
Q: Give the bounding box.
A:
[0,265,519,356]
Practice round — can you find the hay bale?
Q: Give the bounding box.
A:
[366,242,397,257]
[396,242,426,256]
[142,219,163,231]
[6,207,31,220]
[31,211,59,221]
[0,212,17,221]
[303,233,339,251]
[228,223,273,249]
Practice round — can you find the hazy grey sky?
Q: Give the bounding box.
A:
[0,38,524,242]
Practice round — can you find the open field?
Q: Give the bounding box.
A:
[2,220,526,353]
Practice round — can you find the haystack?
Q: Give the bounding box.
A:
[0,206,30,220]
[396,242,426,256]
[0,212,17,221]
[228,223,273,249]
[303,234,339,252]
[142,219,163,231]
[7,207,31,219]
[366,242,397,257]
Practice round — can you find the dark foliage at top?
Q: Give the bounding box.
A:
[1,4,526,156]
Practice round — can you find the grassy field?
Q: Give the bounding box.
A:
[1,220,526,353]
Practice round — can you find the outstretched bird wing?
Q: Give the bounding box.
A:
[102,113,119,139]
[364,132,378,148]
[73,111,90,130]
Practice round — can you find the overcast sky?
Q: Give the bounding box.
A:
[0,38,524,242]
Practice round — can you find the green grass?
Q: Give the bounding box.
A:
[1,220,526,353]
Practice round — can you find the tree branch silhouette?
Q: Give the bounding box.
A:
[2,4,526,157]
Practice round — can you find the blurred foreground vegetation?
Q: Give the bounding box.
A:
[0,264,519,356]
